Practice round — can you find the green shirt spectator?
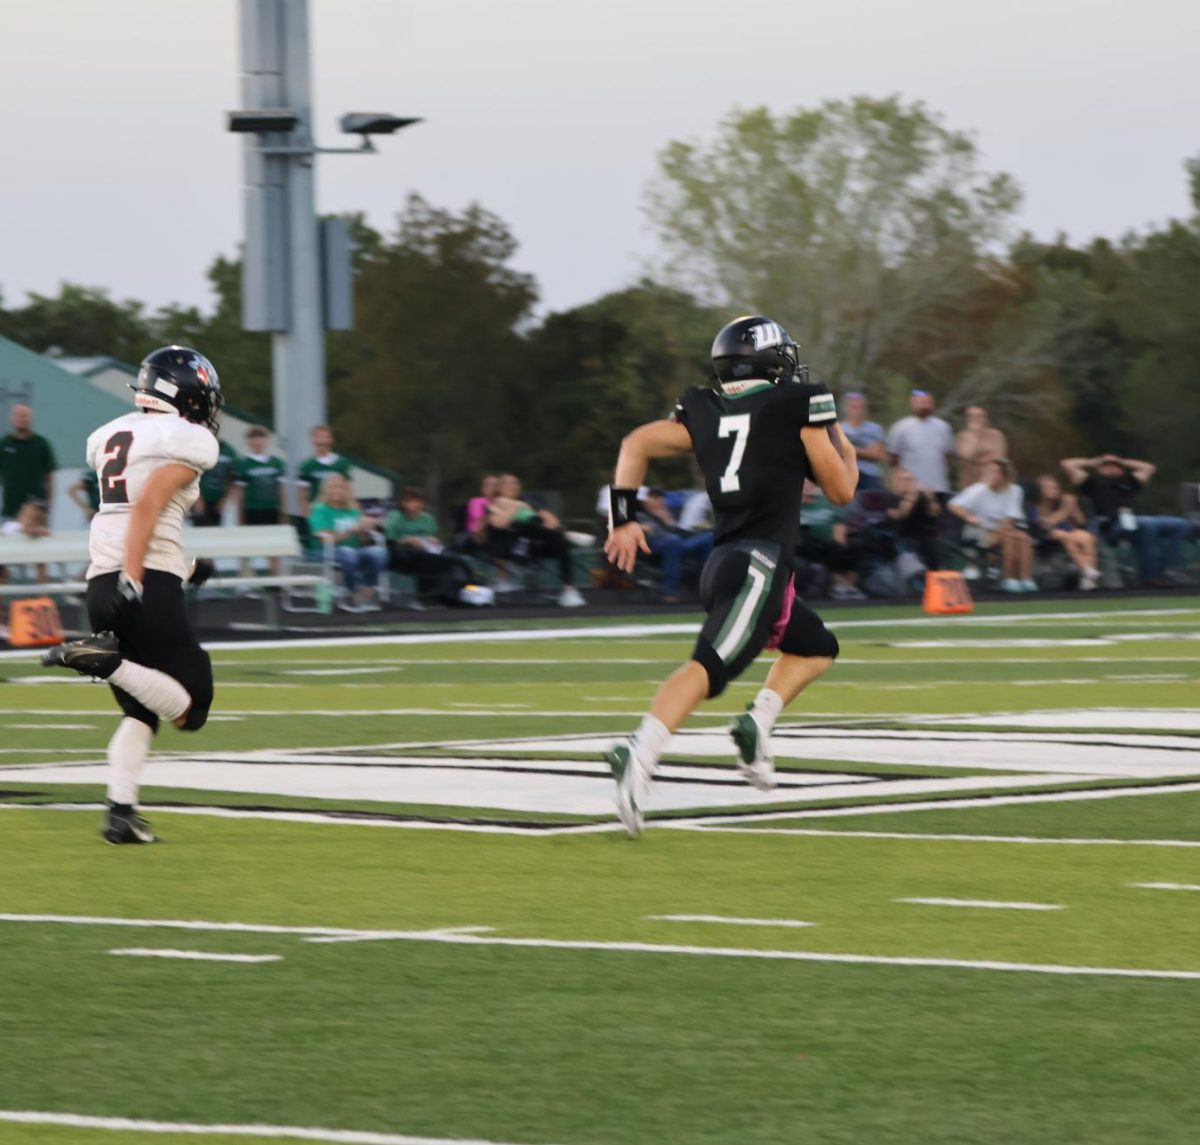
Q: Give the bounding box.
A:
[299,454,353,505]
[0,414,56,519]
[195,439,238,525]
[383,508,438,543]
[802,486,845,544]
[298,425,354,510]
[235,454,287,513]
[68,469,101,520]
[309,502,365,548]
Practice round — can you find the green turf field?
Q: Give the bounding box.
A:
[0,596,1198,1144]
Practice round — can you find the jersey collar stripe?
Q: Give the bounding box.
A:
[714,556,773,662]
[719,381,775,398]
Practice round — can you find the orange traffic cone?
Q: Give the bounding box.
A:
[9,596,65,647]
[922,570,974,615]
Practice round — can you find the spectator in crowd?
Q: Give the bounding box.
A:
[1061,454,1193,587]
[68,470,100,521]
[639,488,714,603]
[233,427,288,526]
[955,405,1008,489]
[883,466,943,576]
[887,389,955,500]
[193,435,237,527]
[677,489,713,533]
[841,391,887,491]
[799,480,865,600]
[463,474,499,548]
[0,404,56,590]
[949,459,1035,592]
[1028,474,1099,590]
[298,425,354,516]
[384,487,477,605]
[232,426,288,584]
[308,473,388,612]
[488,473,585,607]
[1,404,56,529]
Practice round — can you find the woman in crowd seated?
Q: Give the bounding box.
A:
[948,459,1035,592]
[1028,474,1099,590]
[463,474,499,548]
[487,473,584,607]
[308,473,388,612]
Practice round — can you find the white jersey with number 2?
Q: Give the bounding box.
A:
[85,411,219,581]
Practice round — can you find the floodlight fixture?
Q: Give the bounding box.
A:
[339,113,423,137]
[227,109,300,134]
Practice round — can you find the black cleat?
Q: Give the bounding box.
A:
[41,631,121,679]
[102,803,159,845]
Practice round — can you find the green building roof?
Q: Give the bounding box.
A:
[0,336,132,467]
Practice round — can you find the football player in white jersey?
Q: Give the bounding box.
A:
[42,346,223,844]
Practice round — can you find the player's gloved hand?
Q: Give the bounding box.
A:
[187,558,215,588]
[117,572,145,612]
[604,522,650,574]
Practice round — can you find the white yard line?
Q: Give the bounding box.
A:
[0,1111,545,1145]
[665,780,1200,828]
[0,914,496,941]
[896,897,1065,911]
[2,911,1196,980]
[648,914,816,928]
[108,948,282,963]
[307,926,496,945]
[1130,882,1200,892]
[4,723,96,730]
[670,826,1200,848]
[2,608,1194,663]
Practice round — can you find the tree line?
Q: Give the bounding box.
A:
[2,96,1197,518]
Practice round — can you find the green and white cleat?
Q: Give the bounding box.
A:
[730,708,776,791]
[605,742,645,838]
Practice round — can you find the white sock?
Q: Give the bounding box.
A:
[109,661,191,724]
[750,688,785,734]
[632,715,672,771]
[106,717,154,806]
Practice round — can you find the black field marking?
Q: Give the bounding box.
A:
[321,749,934,784]
[12,777,1198,831]
[14,799,601,831]
[127,754,904,790]
[654,774,1200,824]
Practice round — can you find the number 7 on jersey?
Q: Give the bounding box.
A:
[718,414,751,492]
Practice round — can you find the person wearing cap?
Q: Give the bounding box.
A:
[841,392,887,492]
[887,390,955,501]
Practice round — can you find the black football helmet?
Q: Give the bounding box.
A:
[132,346,223,434]
[711,315,807,386]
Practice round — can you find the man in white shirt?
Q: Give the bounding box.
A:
[887,390,955,497]
[41,346,223,845]
[949,458,1035,592]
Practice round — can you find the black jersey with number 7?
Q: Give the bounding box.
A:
[671,380,837,555]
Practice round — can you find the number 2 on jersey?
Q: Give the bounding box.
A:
[718,414,751,492]
[99,431,134,505]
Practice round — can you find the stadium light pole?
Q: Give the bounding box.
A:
[228,0,420,509]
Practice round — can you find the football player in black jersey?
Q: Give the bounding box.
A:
[603,316,858,836]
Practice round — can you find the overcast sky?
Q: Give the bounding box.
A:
[1,0,1197,318]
